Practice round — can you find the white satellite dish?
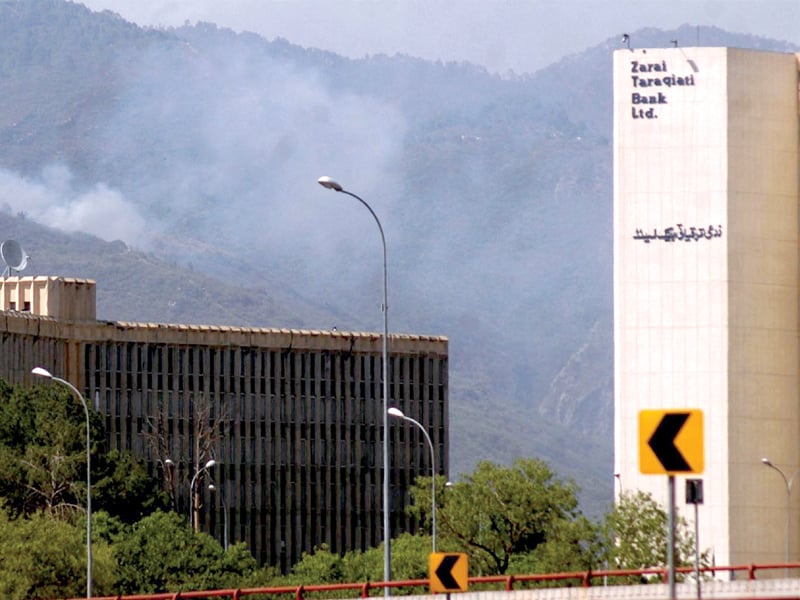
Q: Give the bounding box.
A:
[1,240,29,276]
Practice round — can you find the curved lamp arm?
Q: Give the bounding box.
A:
[319,176,392,592]
[388,407,436,552]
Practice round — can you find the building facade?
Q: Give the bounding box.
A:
[614,47,799,568]
[0,275,449,570]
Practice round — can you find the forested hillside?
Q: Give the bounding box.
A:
[0,0,796,514]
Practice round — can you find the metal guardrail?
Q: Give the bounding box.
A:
[61,563,800,600]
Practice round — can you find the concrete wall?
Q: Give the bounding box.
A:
[725,48,800,567]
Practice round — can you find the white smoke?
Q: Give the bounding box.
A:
[0,165,150,247]
[78,31,408,303]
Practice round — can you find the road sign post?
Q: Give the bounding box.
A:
[686,479,704,600]
[639,410,704,600]
[667,475,676,599]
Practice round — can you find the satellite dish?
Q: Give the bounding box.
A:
[1,240,29,276]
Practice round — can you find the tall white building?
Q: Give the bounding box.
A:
[614,47,800,568]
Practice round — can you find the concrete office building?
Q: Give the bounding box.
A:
[0,275,449,570]
[614,47,799,568]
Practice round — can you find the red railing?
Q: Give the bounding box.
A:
[65,563,800,600]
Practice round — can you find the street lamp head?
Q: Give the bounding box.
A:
[208,483,217,491]
[388,407,405,419]
[31,366,53,379]
[762,457,774,466]
[205,459,217,469]
[318,176,343,192]
[164,458,175,467]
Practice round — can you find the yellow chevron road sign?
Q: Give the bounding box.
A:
[639,409,703,475]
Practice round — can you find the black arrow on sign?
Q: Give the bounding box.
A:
[435,555,460,590]
[648,413,691,471]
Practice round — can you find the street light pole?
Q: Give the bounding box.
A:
[762,457,800,577]
[163,457,178,511]
[209,483,229,550]
[318,176,392,594]
[190,458,217,532]
[388,407,436,552]
[32,366,92,599]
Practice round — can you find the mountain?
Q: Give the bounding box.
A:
[1,0,797,515]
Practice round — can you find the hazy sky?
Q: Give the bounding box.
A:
[77,0,800,75]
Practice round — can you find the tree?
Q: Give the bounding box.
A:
[507,514,600,581]
[600,490,701,583]
[403,473,449,542]
[281,544,345,585]
[0,379,100,518]
[0,507,116,599]
[281,534,433,595]
[0,378,165,523]
[140,393,225,522]
[93,449,169,523]
[112,510,262,593]
[416,458,588,575]
[343,533,434,587]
